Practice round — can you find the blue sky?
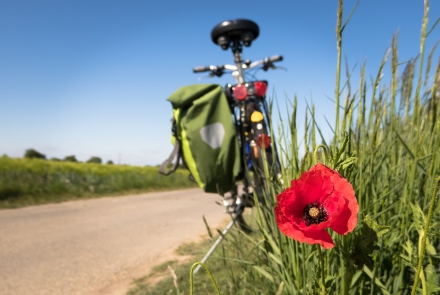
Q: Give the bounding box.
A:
[1,0,439,165]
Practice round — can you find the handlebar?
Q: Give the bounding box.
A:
[193,54,283,75]
[193,66,211,73]
[269,55,283,62]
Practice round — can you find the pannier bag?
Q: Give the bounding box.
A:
[159,84,241,194]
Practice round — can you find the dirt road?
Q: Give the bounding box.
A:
[0,189,227,295]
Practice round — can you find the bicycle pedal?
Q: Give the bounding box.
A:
[222,198,235,207]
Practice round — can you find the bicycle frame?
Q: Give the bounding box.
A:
[192,19,283,274]
[193,33,283,202]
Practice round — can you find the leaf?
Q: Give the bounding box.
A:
[268,252,283,266]
[403,240,414,258]
[339,156,358,170]
[325,276,336,290]
[417,229,426,255]
[253,266,274,283]
[362,265,391,295]
[400,240,417,268]
[202,215,213,240]
[260,230,281,256]
[334,132,350,165]
[409,203,425,233]
[425,264,440,295]
[350,270,363,288]
[275,281,284,295]
[364,214,390,238]
[350,222,380,269]
[425,241,437,256]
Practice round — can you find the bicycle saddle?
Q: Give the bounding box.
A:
[211,19,259,50]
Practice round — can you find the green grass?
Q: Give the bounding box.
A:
[132,0,440,294]
[247,0,440,294]
[0,157,197,208]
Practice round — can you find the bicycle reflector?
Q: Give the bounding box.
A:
[254,81,267,96]
[233,84,247,100]
[233,81,267,100]
[257,134,271,149]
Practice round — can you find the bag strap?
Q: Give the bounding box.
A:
[159,139,181,175]
[159,117,181,175]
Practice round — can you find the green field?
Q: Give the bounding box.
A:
[0,157,197,208]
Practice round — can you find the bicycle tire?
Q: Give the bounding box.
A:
[233,211,252,233]
[246,100,278,203]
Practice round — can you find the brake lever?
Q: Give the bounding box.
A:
[262,62,287,71]
[271,65,288,71]
[262,62,274,71]
[198,73,215,81]
[212,69,224,77]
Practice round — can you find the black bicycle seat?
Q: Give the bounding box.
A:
[211,19,259,50]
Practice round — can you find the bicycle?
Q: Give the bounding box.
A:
[192,19,284,231]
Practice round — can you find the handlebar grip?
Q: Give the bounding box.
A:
[193,66,211,73]
[269,55,283,62]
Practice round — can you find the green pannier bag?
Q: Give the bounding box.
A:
[159,84,241,194]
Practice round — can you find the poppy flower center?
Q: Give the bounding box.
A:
[303,202,328,226]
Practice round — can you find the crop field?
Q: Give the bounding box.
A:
[0,157,197,208]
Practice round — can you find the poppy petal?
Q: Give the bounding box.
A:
[294,164,334,204]
[299,228,335,249]
[329,172,359,234]
[279,220,334,249]
[278,188,305,220]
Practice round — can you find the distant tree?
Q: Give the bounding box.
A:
[86,156,102,164]
[1,154,9,158]
[50,157,61,161]
[64,155,78,162]
[106,160,114,165]
[24,149,46,160]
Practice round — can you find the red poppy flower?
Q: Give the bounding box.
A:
[275,163,358,249]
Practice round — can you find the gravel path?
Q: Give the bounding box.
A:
[0,189,227,295]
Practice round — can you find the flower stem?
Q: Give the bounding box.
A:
[335,0,343,144]
[313,144,330,166]
[317,246,326,295]
[342,235,352,295]
[410,176,440,295]
[190,262,221,295]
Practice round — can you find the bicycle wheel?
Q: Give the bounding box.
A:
[246,100,279,203]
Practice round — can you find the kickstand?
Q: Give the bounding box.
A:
[192,215,237,274]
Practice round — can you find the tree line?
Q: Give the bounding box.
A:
[23,149,114,164]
